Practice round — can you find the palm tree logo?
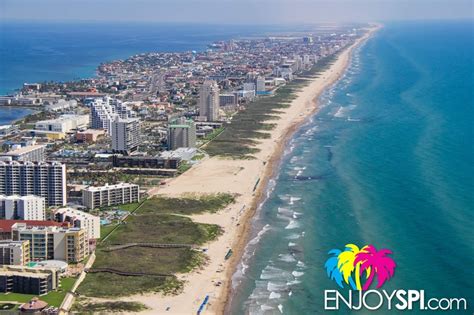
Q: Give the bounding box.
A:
[324,244,396,290]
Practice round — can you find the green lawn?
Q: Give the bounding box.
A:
[0,277,76,307]
[101,201,142,212]
[99,223,118,239]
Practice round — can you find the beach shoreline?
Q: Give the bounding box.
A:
[123,24,380,315]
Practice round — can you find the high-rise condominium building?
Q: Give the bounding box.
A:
[82,183,140,209]
[11,223,88,263]
[0,161,66,206]
[167,118,196,150]
[111,117,141,154]
[0,195,46,221]
[199,80,220,122]
[90,97,136,135]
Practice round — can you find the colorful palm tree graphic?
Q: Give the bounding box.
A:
[324,244,396,290]
[324,249,344,288]
[337,244,362,290]
[354,245,396,290]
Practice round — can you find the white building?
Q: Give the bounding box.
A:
[52,208,100,240]
[199,80,220,122]
[167,118,196,150]
[90,97,136,135]
[35,114,89,133]
[0,195,46,221]
[45,99,78,112]
[0,144,46,162]
[0,161,67,206]
[111,117,141,154]
[82,183,140,209]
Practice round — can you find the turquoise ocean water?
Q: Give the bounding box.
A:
[228,21,473,314]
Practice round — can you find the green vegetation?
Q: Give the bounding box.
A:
[94,247,207,275]
[99,224,117,239]
[140,193,235,215]
[205,55,338,158]
[72,301,149,313]
[78,194,231,298]
[177,161,192,174]
[103,214,222,245]
[101,201,142,212]
[0,277,76,307]
[77,273,183,298]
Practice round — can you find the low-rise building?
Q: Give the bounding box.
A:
[0,265,59,295]
[53,208,100,240]
[82,183,140,209]
[35,114,89,133]
[0,195,46,221]
[11,223,88,263]
[76,129,106,143]
[0,144,46,162]
[0,240,30,266]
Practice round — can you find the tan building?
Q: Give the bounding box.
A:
[11,223,88,263]
[76,129,106,143]
[0,240,30,266]
[199,80,220,122]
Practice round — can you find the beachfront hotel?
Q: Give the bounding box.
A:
[11,223,88,263]
[52,207,101,240]
[199,80,220,122]
[0,195,46,220]
[0,161,67,206]
[82,183,140,209]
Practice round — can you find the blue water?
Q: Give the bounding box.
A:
[0,21,297,95]
[0,107,34,125]
[0,21,283,123]
[229,21,474,314]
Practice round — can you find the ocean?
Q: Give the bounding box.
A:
[228,21,474,314]
[0,21,306,95]
[0,21,294,123]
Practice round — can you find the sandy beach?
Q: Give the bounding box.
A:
[122,25,379,315]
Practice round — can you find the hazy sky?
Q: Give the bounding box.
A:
[1,0,472,24]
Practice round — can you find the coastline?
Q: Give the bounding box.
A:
[123,25,380,314]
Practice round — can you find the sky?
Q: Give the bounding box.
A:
[1,0,473,24]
